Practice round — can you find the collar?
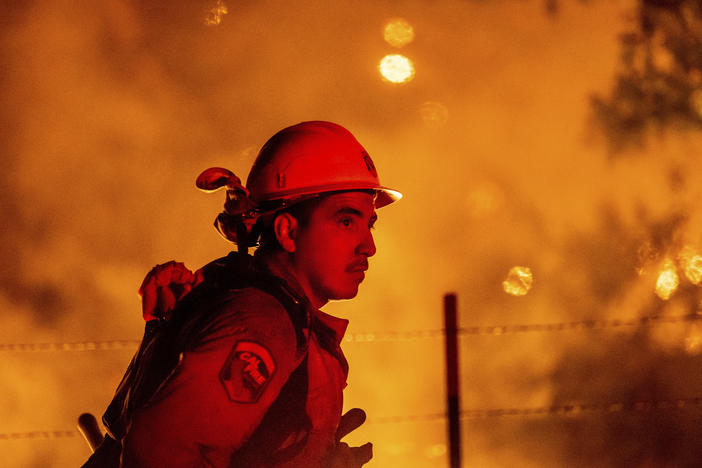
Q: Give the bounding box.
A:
[312,308,348,347]
[253,249,349,347]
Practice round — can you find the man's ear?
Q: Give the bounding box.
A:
[274,213,298,253]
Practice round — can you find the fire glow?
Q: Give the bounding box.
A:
[655,258,679,300]
[685,324,702,355]
[378,54,415,84]
[502,266,533,296]
[204,0,228,26]
[679,246,702,285]
[420,101,449,128]
[383,18,415,48]
[8,2,702,467]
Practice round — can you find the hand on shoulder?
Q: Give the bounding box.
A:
[138,261,203,321]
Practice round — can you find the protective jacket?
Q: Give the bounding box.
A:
[83,251,349,467]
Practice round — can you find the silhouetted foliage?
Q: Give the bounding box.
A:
[550,331,702,466]
[591,0,702,153]
[547,202,702,465]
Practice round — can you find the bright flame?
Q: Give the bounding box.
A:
[679,245,702,285]
[502,266,533,296]
[379,54,415,84]
[655,258,679,300]
[383,18,415,48]
[420,101,449,128]
[204,0,228,26]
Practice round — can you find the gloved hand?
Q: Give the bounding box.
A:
[324,408,373,467]
[138,261,203,322]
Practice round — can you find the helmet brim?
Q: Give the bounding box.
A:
[257,183,402,209]
[375,187,403,208]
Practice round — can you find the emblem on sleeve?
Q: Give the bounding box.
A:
[219,341,276,403]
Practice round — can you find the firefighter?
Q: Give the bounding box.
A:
[82,121,401,467]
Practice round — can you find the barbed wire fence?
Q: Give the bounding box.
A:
[8,397,702,440]
[3,313,701,352]
[3,312,702,441]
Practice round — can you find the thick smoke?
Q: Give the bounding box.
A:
[2,0,702,466]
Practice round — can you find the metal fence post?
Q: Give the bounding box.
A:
[444,293,461,468]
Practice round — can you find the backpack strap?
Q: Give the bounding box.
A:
[190,251,310,350]
[102,252,310,441]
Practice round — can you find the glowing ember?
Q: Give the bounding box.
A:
[502,266,533,296]
[383,18,415,48]
[379,54,415,84]
[679,246,702,285]
[685,325,702,355]
[655,258,679,300]
[420,101,449,128]
[204,0,228,26]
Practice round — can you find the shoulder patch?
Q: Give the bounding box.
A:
[219,341,276,403]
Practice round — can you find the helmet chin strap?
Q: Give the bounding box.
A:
[236,223,249,254]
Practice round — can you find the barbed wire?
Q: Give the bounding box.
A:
[7,397,702,440]
[0,340,140,352]
[368,412,447,424]
[456,313,702,337]
[461,397,702,419]
[368,397,702,423]
[347,313,702,341]
[344,329,444,342]
[0,430,78,440]
[2,314,701,352]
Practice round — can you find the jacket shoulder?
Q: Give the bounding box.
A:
[214,286,296,327]
[190,286,304,354]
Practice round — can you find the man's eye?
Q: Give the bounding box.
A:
[340,218,353,228]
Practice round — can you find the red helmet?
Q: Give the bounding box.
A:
[245,121,401,208]
[196,121,401,245]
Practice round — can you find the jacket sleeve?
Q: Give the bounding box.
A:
[120,288,301,468]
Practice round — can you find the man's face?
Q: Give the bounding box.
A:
[291,191,377,308]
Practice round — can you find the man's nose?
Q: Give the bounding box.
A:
[357,230,376,258]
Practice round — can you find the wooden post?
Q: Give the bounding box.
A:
[444,293,461,468]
